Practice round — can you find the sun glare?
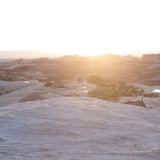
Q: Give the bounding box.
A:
[0,0,160,58]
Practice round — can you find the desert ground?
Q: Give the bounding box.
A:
[0,54,160,159]
[0,80,95,107]
[0,80,159,110]
[0,97,160,160]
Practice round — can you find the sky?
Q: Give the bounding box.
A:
[0,0,160,58]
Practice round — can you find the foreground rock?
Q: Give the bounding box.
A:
[0,97,160,160]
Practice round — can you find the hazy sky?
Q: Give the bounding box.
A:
[0,0,160,58]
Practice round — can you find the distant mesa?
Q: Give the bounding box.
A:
[142,53,160,62]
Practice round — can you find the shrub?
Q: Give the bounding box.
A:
[87,75,103,84]
[88,81,145,101]
[144,93,158,98]
[44,81,52,87]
